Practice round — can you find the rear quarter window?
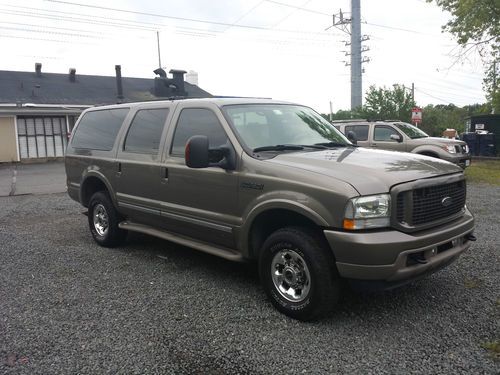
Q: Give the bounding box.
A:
[71,108,129,150]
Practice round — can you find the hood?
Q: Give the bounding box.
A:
[412,136,465,146]
[266,147,462,195]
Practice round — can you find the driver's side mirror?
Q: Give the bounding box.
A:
[185,135,236,170]
[390,134,403,143]
[346,131,357,145]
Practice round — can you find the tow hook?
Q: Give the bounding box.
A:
[465,234,477,242]
[408,253,428,265]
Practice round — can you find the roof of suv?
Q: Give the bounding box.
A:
[88,97,297,111]
[331,119,403,124]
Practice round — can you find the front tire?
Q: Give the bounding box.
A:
[88,191,127,247]
[259,227,340,321]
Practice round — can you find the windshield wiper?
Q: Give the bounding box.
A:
[313,142,351,148]
[253,144,304,152]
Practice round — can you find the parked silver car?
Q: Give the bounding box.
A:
[334,120,471,168]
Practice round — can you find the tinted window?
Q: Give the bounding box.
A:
[374,126,400,141]
[71,108,129,150]
[124,108,169,154]
[345,125,369,141]
[171,109,228,156]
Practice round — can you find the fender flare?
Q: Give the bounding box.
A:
[80,169,117,207]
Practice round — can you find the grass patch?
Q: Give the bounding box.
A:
[465,160,500,185]
[464,277,482,289]
[481,341,500,360]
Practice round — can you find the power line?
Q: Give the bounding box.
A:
[415,87,483,104]
[364,21,440,36]
[40,0,341,37]
[43,0,305,32]
[271,0,313,28]
[224,0,265,31]
[1,3,165,29]
[263,0,330,16]
[0,33,94,45]
[0,9,157,32]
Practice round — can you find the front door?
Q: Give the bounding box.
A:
[160,105,239,248]
[371,125,406,152]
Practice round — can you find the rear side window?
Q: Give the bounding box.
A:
[71,108,129,150]
[345,125,369,141]
[171,108,228,156]
[124,108,169,154]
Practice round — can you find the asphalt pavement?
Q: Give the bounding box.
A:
[0,162,66,197]
[0,184,498,374]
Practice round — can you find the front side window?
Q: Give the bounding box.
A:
[374,126,400,142]
[171,108,229,156]
[393,122,429,139]
[124,108,169,154]
[71,108,129,150]
[223,104,350,150]
[345,125,369,141]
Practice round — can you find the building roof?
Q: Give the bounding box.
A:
[0,69,212,106]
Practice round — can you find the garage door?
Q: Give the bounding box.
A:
[17,116,68,159]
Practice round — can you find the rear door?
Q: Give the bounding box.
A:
[115,106,171,226]
[344,124,370,147]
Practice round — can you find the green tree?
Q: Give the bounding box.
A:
[428,0,500,112]
[321,109,363,121]
[361,84,415,121]
[419,104,465,136]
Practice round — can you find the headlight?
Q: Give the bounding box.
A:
[464,144,469,153]
[443,145,456,153]
[343,194,391,230]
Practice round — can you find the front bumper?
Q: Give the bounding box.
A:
[324,209,475,286]
[442,153,471,168]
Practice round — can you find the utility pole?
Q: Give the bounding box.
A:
[326,1,369,111]
[411,82,415,103]
[492,60,497,115]
[350,0,362,109]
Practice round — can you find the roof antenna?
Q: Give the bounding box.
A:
[156,31,162,69]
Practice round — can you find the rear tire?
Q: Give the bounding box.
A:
[259,227,340,321]
[88,191,127,247]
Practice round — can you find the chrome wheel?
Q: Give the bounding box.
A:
[93,203,109,237]
[271,249,311,302]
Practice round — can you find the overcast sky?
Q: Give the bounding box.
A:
[0,0,487,113]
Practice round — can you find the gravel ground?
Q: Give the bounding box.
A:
[0,184,498,374]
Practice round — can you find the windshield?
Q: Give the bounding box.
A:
[222,104,351,151]
[393,122,429,139]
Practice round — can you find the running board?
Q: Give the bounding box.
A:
[118,221,244,262]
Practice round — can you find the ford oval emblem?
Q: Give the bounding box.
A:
[441,196,453,207]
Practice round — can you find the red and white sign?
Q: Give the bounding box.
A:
[411,107,422,123]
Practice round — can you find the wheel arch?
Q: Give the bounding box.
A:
[242,202,329,260]
[80,172,115,208]
[412,146,441,158]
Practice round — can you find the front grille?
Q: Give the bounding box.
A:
[396,180,466,227]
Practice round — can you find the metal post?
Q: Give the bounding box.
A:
[411,82,415,103]
[350,0,362,110]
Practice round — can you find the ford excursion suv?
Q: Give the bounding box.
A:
[334,119,471,168]
[65,98,475,320]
